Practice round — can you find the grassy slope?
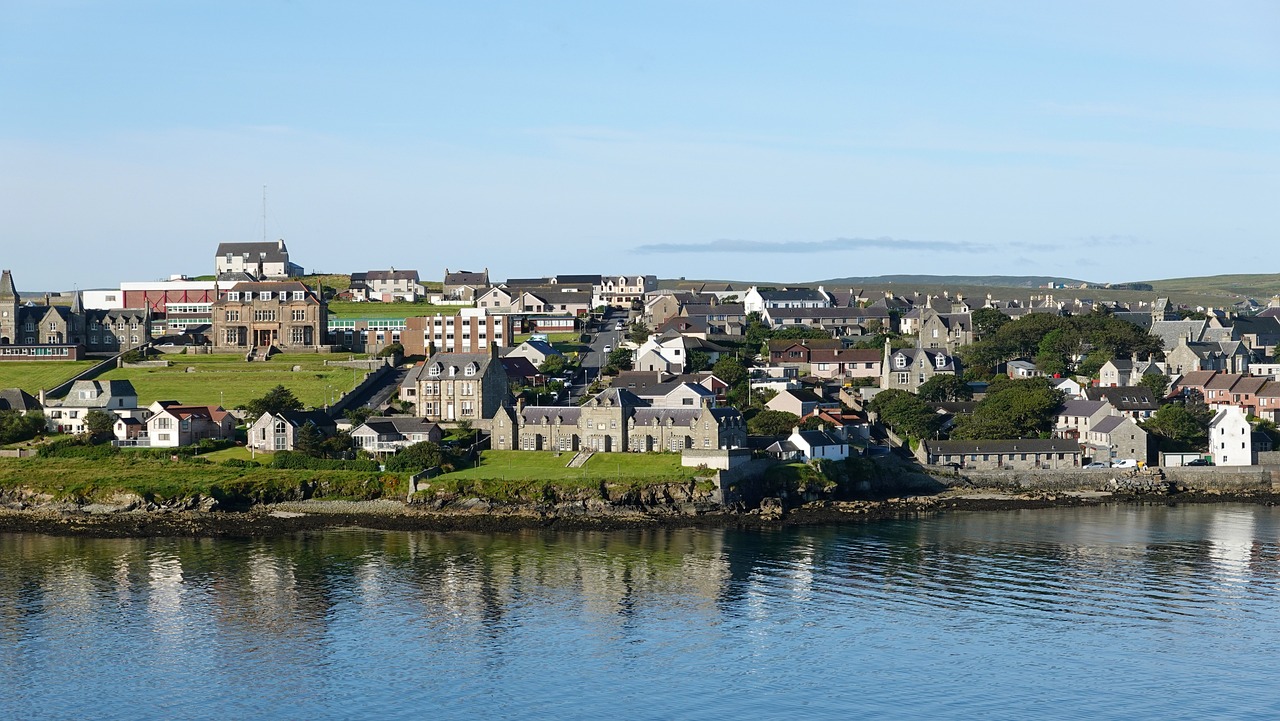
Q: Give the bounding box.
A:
[0,361,97,394]
[0,456,402,501]
[95,353,364,408]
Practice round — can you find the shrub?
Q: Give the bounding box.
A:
[271,451,379,472]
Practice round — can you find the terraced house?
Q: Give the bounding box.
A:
[0,272,152,354]
[496,387,746,453]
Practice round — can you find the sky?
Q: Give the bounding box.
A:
[2,0,1277,290]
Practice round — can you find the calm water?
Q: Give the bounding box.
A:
[2,505,1280,720]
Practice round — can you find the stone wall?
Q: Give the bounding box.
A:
[681,448,752,471]
[926,465,1277,492]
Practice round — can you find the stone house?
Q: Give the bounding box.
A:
[915,308,973,351]
[1054,400,1113,439]
[1166,338,1252,375]
[1098,358,1166,388]
[398,346,509,425]
[1082,415,1149,465]
[917,438,1082,470]
[247,410,337,452]
[881,340,959,394]
[1083,386,1159,420]
[1,272,152,352]
[498,387,746,453]
[211,281,327,352]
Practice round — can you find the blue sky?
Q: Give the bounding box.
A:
[2,1,1276,290]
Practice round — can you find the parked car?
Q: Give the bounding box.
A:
[1084,462,1110,469]
[1111,459,1138,469]
[602,345,612,354]
[1186,458,1211,466]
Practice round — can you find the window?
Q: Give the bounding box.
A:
[227,292,239,301]
[260,292,273,301]
[254,310,276,322]
[293,291,305,301]
[292,309,306,321]
[225,310,240,322]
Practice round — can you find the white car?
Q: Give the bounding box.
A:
[602,345,612,354]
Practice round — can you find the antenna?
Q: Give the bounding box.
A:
[262,185,267,242]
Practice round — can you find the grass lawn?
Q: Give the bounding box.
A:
[328,300,473,319]
[0,456,402,501]
[439,450,702,483]
[194,445,266,462]
[510,332,590,355]
[94,353,365,408]
[0,361,97,394]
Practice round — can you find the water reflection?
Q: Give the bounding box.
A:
[1,506,1280,720]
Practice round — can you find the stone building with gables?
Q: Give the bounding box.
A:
[398,345,509,425]
[0,270,152,354]
[211,280,327,352]
[495,387,746,453]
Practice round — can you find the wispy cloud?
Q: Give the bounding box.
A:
[633,236,995,255]
[1073,234,1144,247]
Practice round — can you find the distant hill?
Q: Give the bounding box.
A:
[814,274,1091,289]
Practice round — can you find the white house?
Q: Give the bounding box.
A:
[1209,406,1255,466]
[350,417,442,455]
[768,428,849,461]
[45,380,142,434]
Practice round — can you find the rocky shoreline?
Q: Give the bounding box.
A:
[2,488,1278,538]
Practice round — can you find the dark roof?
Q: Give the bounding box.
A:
[1089,416,1129,434]
[796,429,845,447]
[444,270,489,286]
[767,339,843,351]
[0,388,40,412]
[1083,386,1159,410]
[216,242,288,262]
[274,410,337,429]
[363,269,420,282]
[756,288,830,302]
[555,275,602,285]
[498,356,540,380]
[357,418,439,436]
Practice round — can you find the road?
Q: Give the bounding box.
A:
[571,309,629,399]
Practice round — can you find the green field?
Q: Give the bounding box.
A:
[328,300,473,319]
[439,450,702,483]
[94,353,367,408]
[0,456,402,502]
[0,361,96,394]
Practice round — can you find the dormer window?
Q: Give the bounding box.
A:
[428,364,441,377]
[465,363,477,376]
[293,291,305,301]
[894,355,907,369]
[936,354,947,369]
[261,292,272,301]
[227,292,239,301]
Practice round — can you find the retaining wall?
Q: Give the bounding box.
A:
[927,465,1278,492]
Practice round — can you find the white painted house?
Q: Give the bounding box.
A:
[1209,405,1254,466]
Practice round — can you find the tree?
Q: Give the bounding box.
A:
[538,354,568,376]
[949,377,1064,440]
[344,407,377,426]
[607,347,633,372]
[1137,373,1171,400]
[712,356,748,389]
[748,409,800,436]
[384,441,445,472]
[83,410,116,442]
[1143,403,1209,450]
[378,342,404,358]
[246,385,304,419]
[293,421,325,457]
[628,322,650,345]
[867,389,943,440]
[0,410,44,444]
[971,307,1010,339]
[686,350,710,373]
[916,375,973,402]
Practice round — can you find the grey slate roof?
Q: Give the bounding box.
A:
[0,388,40,412]
[1083,386,1159,410]
[1057,400,1110,418]
[216,242,288,262]
[1089,416,1128,434]
[55,380,138,407]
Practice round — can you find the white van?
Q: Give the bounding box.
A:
[1111,459,1138,469]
